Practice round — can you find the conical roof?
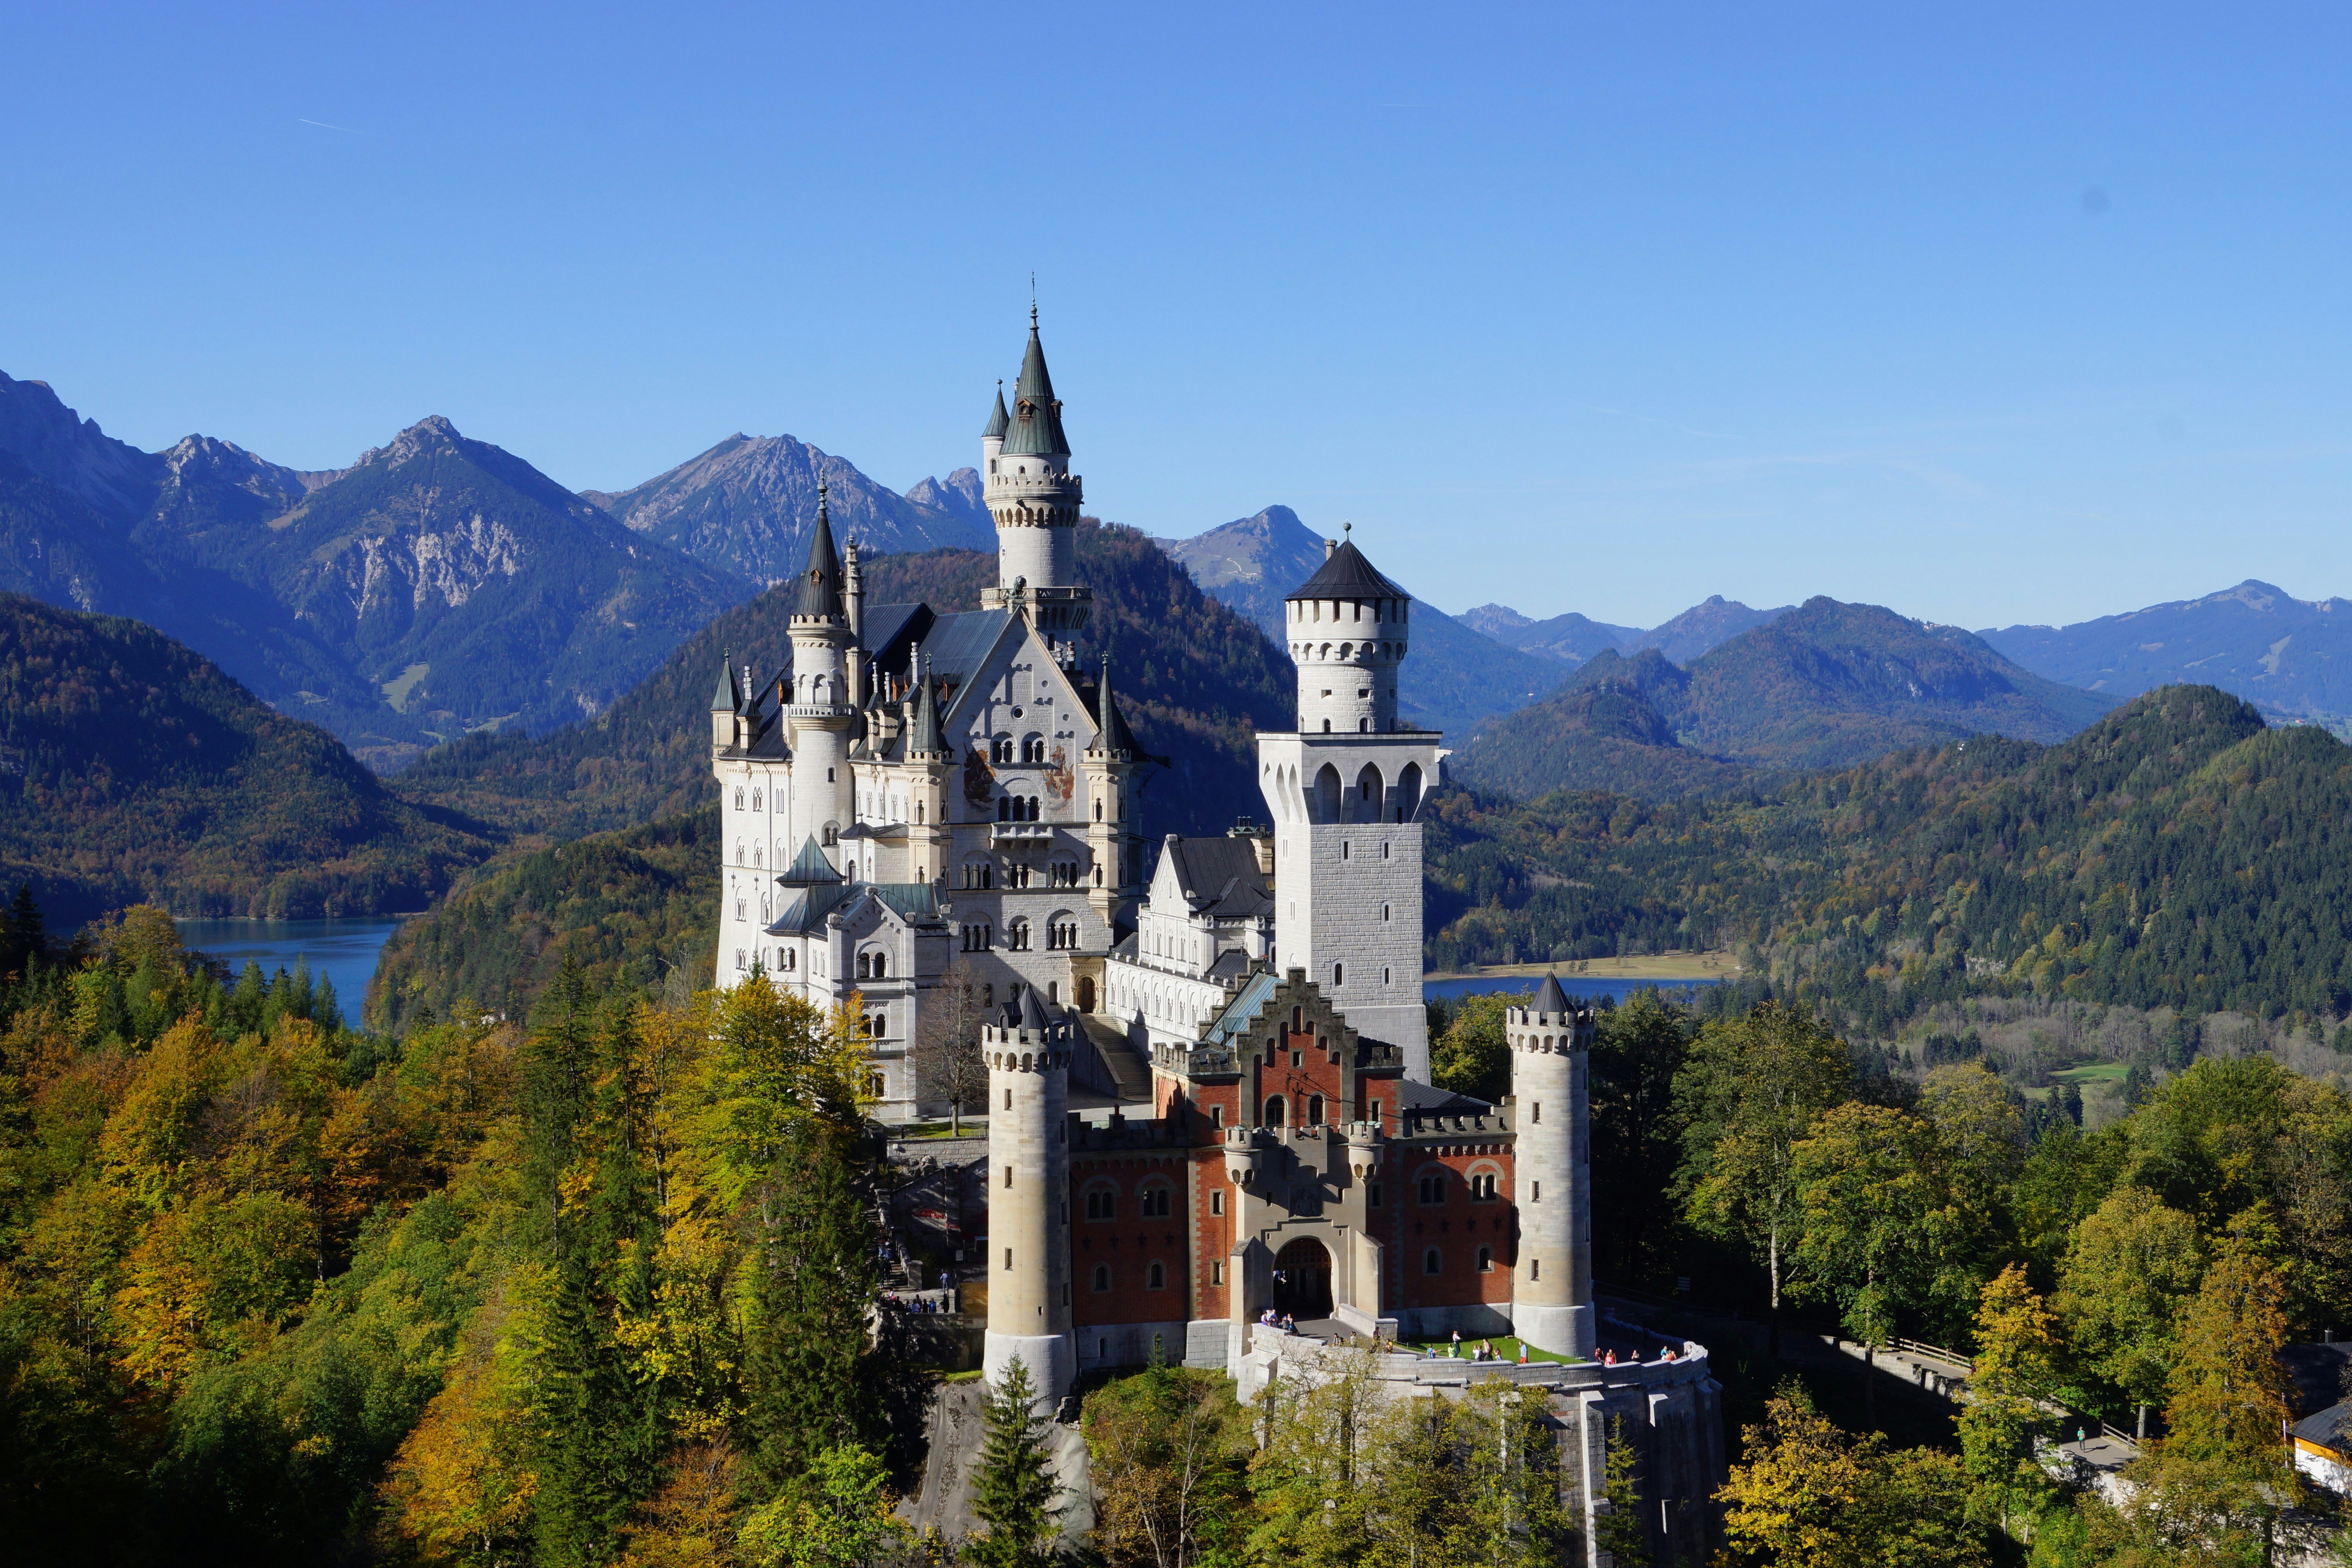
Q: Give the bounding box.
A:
[1092,655,1136,757]
[1018,982,1051,1033]
[1002,312,1069,457]
[1287,534,1409,602]
[983,383,1010,440]
[906,650,946,755]
[795,484,844,620]
[1534,972,1570,1014]
[710,654,738,712]
[779,836,843,885]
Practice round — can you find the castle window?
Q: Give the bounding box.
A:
[752,789,762,811]
[1211,1261,1224,1285]
[782,949,796,971]
[1321,720,1331,733]
[1360,718,1370,731]
[1532,1102,1541,1124]
[1306,1094,1325,1125]
[1141,1185,1171,1218]
[734,788,744,810]
[1092,1264,1111,1292]
[1005,1248,1013,1271]
[1476,1247,1494,1274]
[1418,1174,1446,1205]
[1423,1248,1441,1276]
[1086,1189,1116,1220]
[1210,1189,1225,1215]
[1007,920,1031,952]
[1210,1105,1224,1129]
[867,1071,886,1098]
[1469,1171,1499,1202]
[1023,735,1045,764]
[1531,1181,1539,1203]
[1368,1183,1382,1207]
[1263,1095,1286,1127]
[1531,1259,1540,1281]
[827,768,835,782]
[734,949,746,971]
[1369,1100,1381,1125]
[1341,842,1350,860]
[1332,963,1343,987]
[1147,1261,1166,1289]
[992,737,1014,764]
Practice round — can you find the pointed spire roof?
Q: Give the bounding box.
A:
[710,653,739,712]
[906,649,946,756]
[1018,981,1051,1033]
[1534,972,1570,1015]
[1093,653,1136,757]
[780,836,843,885]
[983,381,1010,440]
[1002,309,1070,457]
[795,481,844,620]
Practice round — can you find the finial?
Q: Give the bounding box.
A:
[1343,521,1352,538]
[1030,274,1038,330]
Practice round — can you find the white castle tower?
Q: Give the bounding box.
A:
[1508,974,1595,1357]
[979,987,1076,1399]
[1256,530,1444,1079]
[980,307,1091,639]
[786,482,855,855]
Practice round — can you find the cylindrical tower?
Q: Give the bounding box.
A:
[1508,973,1594,1357]
[1283,532,1410,736]
[788,484,854,856]
[982,988,1076,1401]
[985,309,1090,635]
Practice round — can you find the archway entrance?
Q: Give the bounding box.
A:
[1077,976,1096,1012]
[1272,1238,1333,1319]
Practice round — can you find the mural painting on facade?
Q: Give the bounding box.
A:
[1044,742,1074,802]
[962,746,996,809]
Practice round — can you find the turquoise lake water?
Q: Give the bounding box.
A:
[174,917,407,1031]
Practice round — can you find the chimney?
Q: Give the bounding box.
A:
[1325,538,1337,559]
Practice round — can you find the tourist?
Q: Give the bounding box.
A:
[1603,1349,1617,1367]
[1451,1328,1463,1356]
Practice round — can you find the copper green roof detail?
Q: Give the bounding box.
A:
[906,649,947,756]
[1002,319,1069,457]
[1287,536,1409,602]
[794,483,845,619]
[780,835,843,885]
[710,654,738,712]
[1092,654,1136,757]
[983,383,1009,440]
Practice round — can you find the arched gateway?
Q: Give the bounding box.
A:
[1272,1237,1333,1319]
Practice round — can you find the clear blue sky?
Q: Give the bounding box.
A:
[7,2,2349,630]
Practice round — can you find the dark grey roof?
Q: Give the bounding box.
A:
[780,836,843,885]
[1002,318,1070,457]
[1019,983,1051,1032]
[794,486,845,619]
[1286,536,1409,602]
[862,603,930,665]
[983,385,1010,440]
[1205,949,1253,984]
[1091,655,1137,757]
[921,609,1016,685]
[2291,1399,2351,1451]
[1534,973,1570,1014]
[1157,835,1270,917]
[2284,1342,2352,1417]
[1393,1078,1492,1114]
[711,657,738,712]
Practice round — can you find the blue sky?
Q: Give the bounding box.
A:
[6,2,2349,630]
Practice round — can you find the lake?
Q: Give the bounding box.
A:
[1425,975,1726,1007]
[175,916,407,1031]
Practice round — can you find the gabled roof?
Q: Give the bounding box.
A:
[1154,835,1270,918]
[862,603,931,665]
[779,836,843,885]
[1286,535,1409,602]
[2291,1399,2351,1453]
[765,880,942,938]
[1534,973,1570,1014]
[923,609,1017,686]
[1394,1078,1492,1114]
[1202,969,1282,1049]
[1002,316,1070,457]
[983,385,1010,440]
[794,485,845,620]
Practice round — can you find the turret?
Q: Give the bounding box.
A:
[843,533,866,690]
[904,649,954,888]
[982,308,1090,635]
[1080,654,1142,924]
[1283,526,1410,737]
[710,653,740,751]
[981,987,1076,1402]
[788,483,854,853]
[1507,974,1594,1357]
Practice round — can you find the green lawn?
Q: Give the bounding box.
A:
[2051,1063,2131,1085]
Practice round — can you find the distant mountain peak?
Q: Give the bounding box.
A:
[353,415,467,470]
[1461,603,1537,635]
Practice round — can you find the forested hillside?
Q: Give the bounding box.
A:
[367,807,719,1034]
[401,521,1292,845]
[1430,685,2352,1027]
[1455,596,2118,799]
[0,594,492,923]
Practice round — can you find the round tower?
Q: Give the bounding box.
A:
[982,987,1076,1401]
[1284,528,1410,736]
[985,309,1090,635]
[1509,973,1594,1357]
[788,483,855,856]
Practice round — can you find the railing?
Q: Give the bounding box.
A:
[989,822,1054,842]
[1891,1336,1976,1372]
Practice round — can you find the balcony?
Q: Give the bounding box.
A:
[990,822,1054,844]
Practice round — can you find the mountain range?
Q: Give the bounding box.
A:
[1451,597,2119,798]
[581,434,992,583]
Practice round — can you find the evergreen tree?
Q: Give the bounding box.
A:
[286,959,315,1022]
[742,1116,882,1490]
[227,961,267,1036]
[310,974,339,1036]
[967,1357,1061,1568]
[1594,1414,1650,1568]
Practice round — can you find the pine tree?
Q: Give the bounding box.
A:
[967,1357,1061,1568]
[742,1116,882,1490]
[1594,1414,1650,1567]
[311,973,340,1036]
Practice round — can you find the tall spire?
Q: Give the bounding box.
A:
[907,648,947,757]
[983,380,1010,440]
[710,651,739,712]
[1004,310,1068,457]
[795,479,844,620]
[1093,652,1136,758]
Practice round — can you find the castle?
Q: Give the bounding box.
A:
[708,314,1596,1390]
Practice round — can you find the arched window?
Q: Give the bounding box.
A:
[1417,1172,1446,1205]
[734,788,744,809]
[1092,1264,1111,1292]
[1468,1169,1501,1201]
[992,737,1014,765]
[1140,1184,1172,1218]
[1147,1260,1166,1289]
[751,789,762,811]
[781,949,796,971]
[1476,1246,1494,1274]
[870,952,886,980]
[1332,962,1344,987]
[1423,1248,1442,1276]
[1085,1188,1116,1220]
[1306,1094,1325,1125]
[1023,734,1046,764]
[1263,1095,1286,1127]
